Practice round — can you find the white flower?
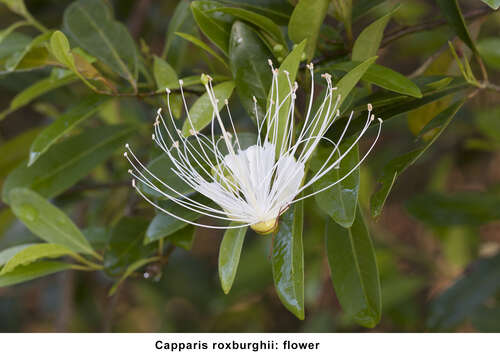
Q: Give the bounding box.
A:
[124,61,382,234]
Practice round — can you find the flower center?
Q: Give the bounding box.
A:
[250,218,278,235]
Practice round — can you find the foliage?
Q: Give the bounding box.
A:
[0,0,499,332]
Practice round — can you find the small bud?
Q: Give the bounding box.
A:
[273,44,284,53]
[277,56,283,62]
[200,73,210,86]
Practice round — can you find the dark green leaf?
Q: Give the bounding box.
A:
[323,61,422,98]
[3,124,135,202]
[28,94,108,166]
[407,191,500,227]
[477,37,500,70]
[0,261,72,287]
[325,206,381,328]
[219,224,247,294]
[351,6,398,61]
[336,57,377,107]
[219,0,293,25]
[9,188,96,256]
[0,127,41,177]
[191,1,233,55]
[103,217,154,277]
[288,0,329,60]
[169,225,196,251]
[63,0,138,86]
[267,40,306,156]
[0,32,31,63]
[181,80,235,135]
[436,0,477,52]
[216,7,286,47]
[371,100,464,218]
[229,21,273,122]
[311,136,359,228]
[427,253,500,330]
[0,243,76,275]
[272,200,304,320]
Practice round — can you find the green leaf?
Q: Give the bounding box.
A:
[336,57,377,107]
[428,253,500,330]
[477,38,500,71]
[216,7,286,47]
[325,206,381,328]
[163,0,197,70]
[0,244,33,267]
[2,124,135,202]
[480,0,500,10]
[267,39,306,156]
[63,0,138,87]
[103,217,154,277]
[436,0,477,52]
[169,225,196,251]
[144,196,204,244]
[323,61,422,98]
[229,21,273,122]
[0,32,31,63]
[218,224,247,294]
[181,80,235,136]
[3,31,53,72]
[0,69,76,121]
[191,1,233,55]
[219,0,293,25]
[371,100,464,218]
[0,20,29,46]
[311,136,359,228]
[0,243,76,275]
[9,188,96,256]
[0,0,30,17]
[153,56,178,91]
[272,200,304,320]
[407,191,500,227]
[0,127,41,177]
[28,94,108,166]
[352,6,398,61]
[288,0,329,60]
[0,261,72,287]
[108,256,159,296]
[174,32,229,69]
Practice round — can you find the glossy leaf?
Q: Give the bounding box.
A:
[0,70,76,121]
[352,6,397,61]
[371,100,464,218]
[216,7,286,46]
[63,0,138,86]
[477,38,500,70]
[323,61,422,98]
[0,261,72,287]
[288,0,329,60]
[219,224,247,294]
[267,40,306,156]
[153,56,178,91]
[229,21,273,122]
[190,1,233,55]
[28,94,108,166]
[428,253,500,330]
[0,243,75,275]
[480,0,500,9]
[406,191,500,227]
[9,188,96,256]
[181,80,235,135]
[436,0,476,52]
[174,32,229,69]
[336,57,377,108]
[325,207,381,328]
[103,217,154,277]
[311,136,359,228]
[2,125,135,202]
[272,200,304,320]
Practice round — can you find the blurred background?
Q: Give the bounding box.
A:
[0,0,499,332]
